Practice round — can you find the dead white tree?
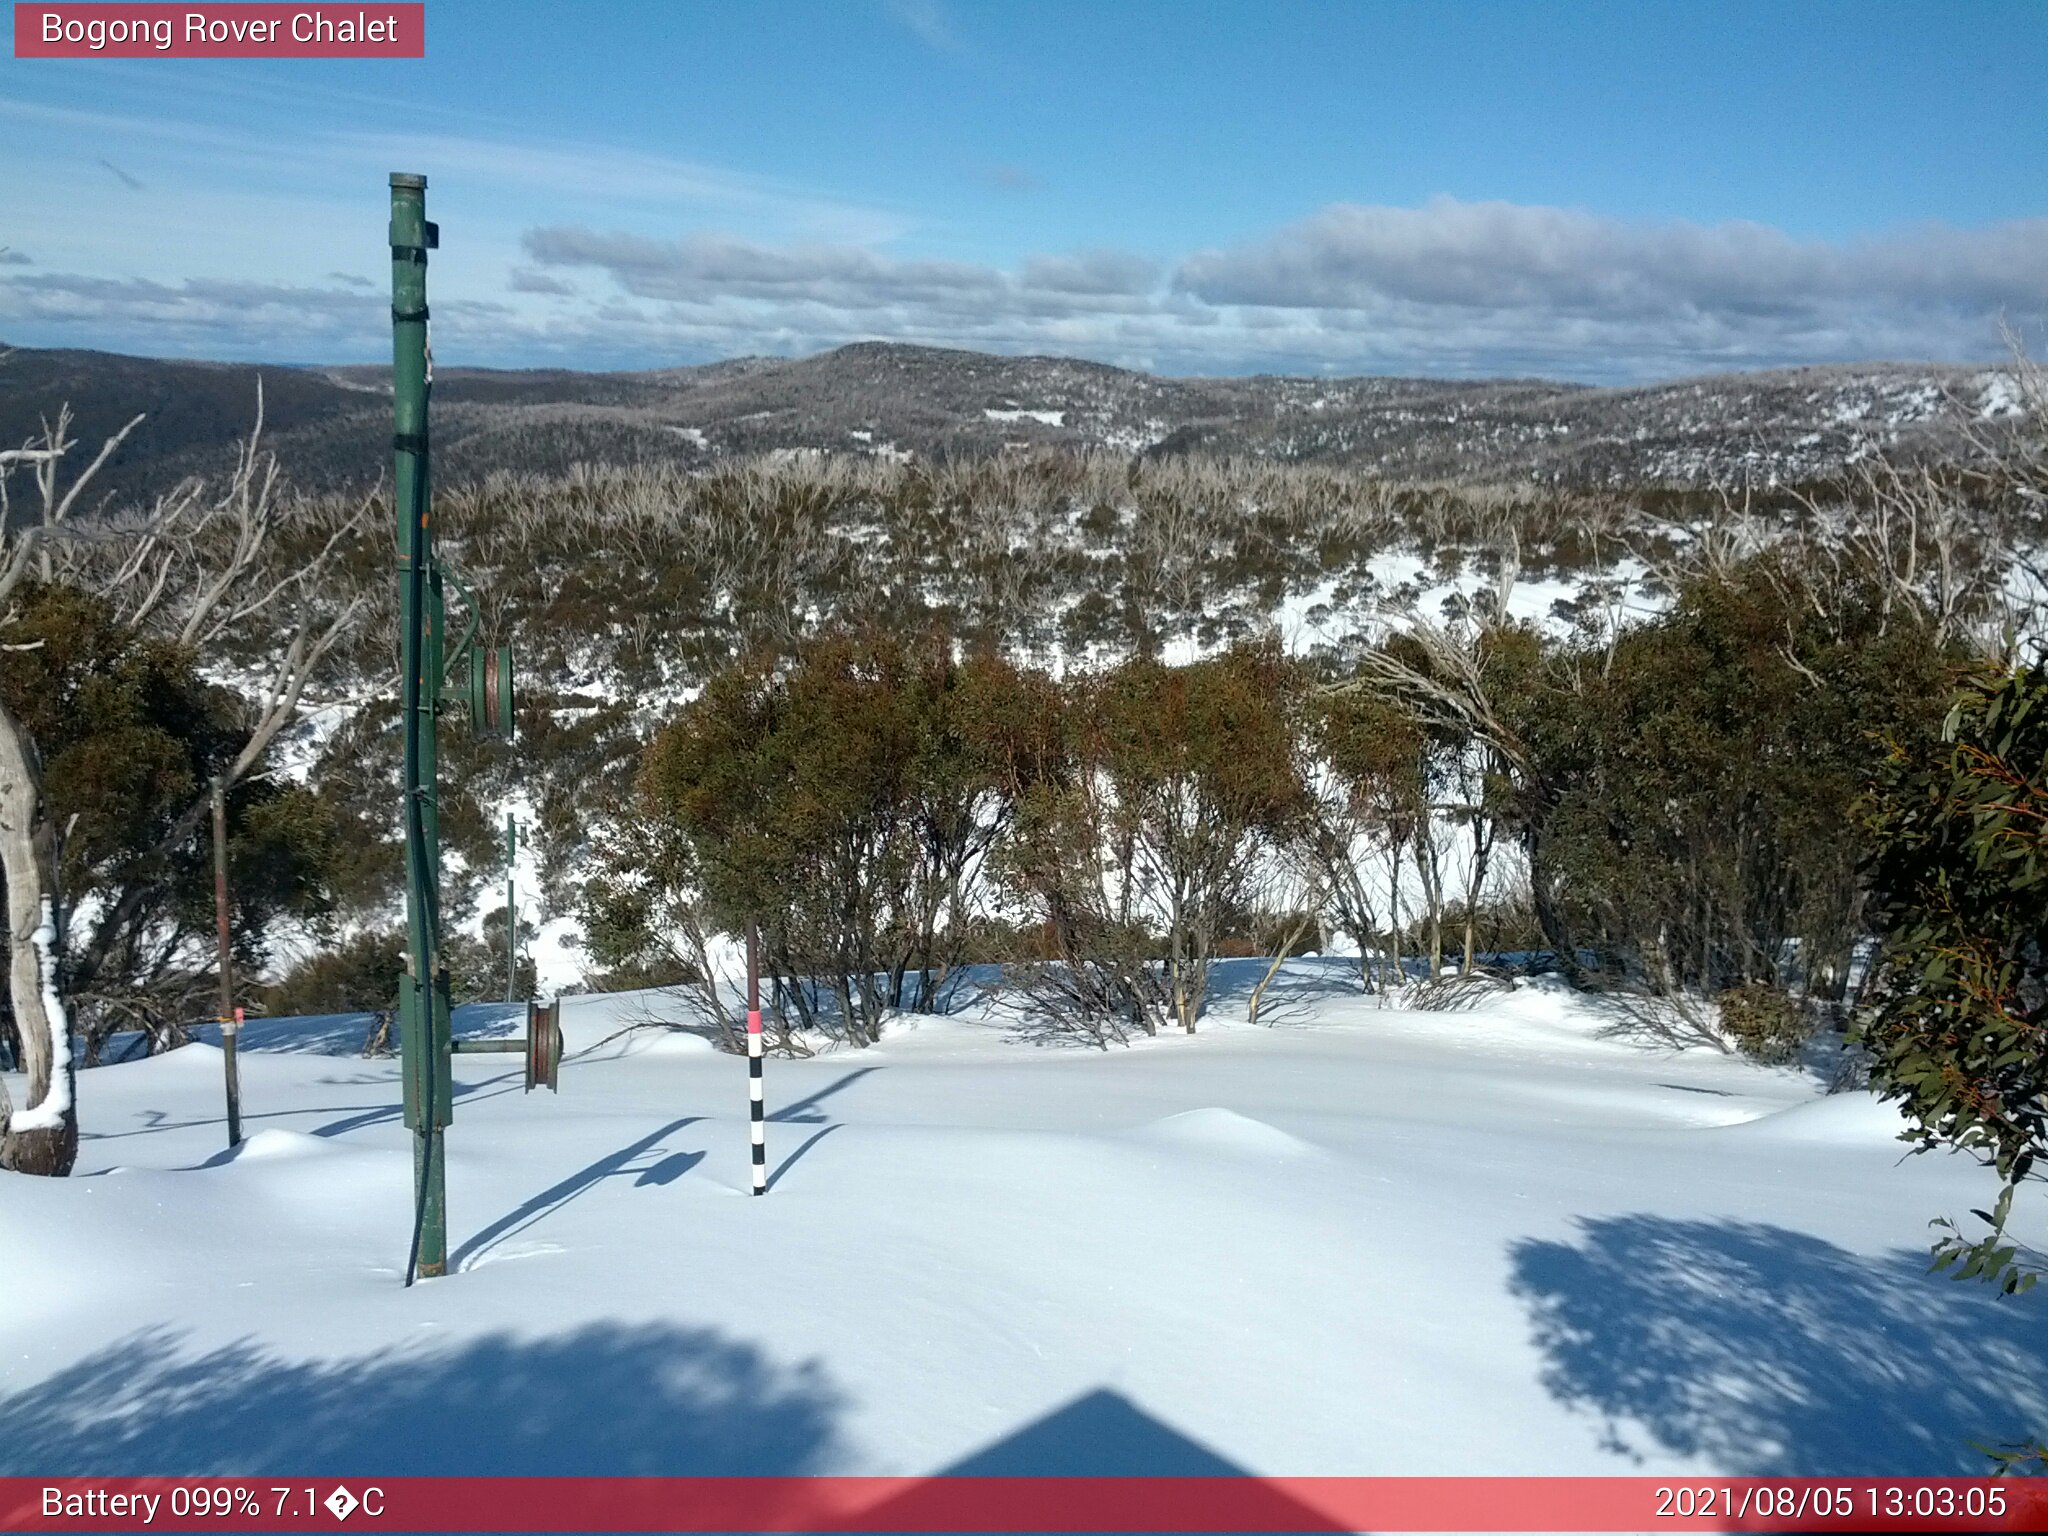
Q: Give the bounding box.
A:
[1683,333,2045,669]
[0,390,369,1175]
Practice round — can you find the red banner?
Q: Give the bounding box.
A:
[12,4,424,58]
[2,1477,2045,1532]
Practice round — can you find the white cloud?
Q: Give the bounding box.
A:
[508,268,577,297]
[973,164,1041,194]
[503,205,2041,378]
[1021,250,1161,297]
[0,273,508,356]
[885,0,966,57]
[8,192,2042,381]
[520,227,1165,324]
[335,131,913,246]
[1174,196,2048,349]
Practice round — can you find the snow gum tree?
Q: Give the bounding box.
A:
[0,396,366,1175]
[638,630,1059,1044]
[896,647,1064,1009]
[1332,617,1542,988]
[1296,684,1428,991]
[1076,641,1309,1031]
[1502,554,1961,1029]
[0,586,344,1061]
[1861,659,2048,1294]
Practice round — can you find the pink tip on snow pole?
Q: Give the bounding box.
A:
[747,924,765,1195]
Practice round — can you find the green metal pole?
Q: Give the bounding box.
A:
[391,171,448,1283]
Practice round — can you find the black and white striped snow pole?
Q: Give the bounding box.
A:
[747,923,766,1195]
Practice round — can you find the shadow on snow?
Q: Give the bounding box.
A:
[452,1116,704,1271]
[847,1389,1353,1532]
[2,1345,1345,1530]
[770,1066,882,1125]
[0,1322,843,1476]
[1510,1214,2048,1474]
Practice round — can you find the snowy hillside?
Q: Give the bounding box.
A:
[2,962,2039,1479]
[2,340,2027,502]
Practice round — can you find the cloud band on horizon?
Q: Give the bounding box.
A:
[5,197,2042,382]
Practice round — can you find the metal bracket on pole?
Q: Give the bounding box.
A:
[445,999,558,1093]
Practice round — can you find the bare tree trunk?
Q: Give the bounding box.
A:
[1249,904,1318,1025]
[1524,824,1584,986]
[1415,822,1445,979]
[1463,815,1494,973]
[1181,917,1211,1034]
[1386,840,1405,990]
[0,697,74,1176]
[1171,926,1194,1032]
[1650,922,1682,1000]
[1332,863,1377,993]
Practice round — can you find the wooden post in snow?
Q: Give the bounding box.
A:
[504,812,518,1004]
[211,776,243,1149]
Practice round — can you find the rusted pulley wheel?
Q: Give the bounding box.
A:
[524,999,561,1093]
[468,642,515,741]
[481,645,503,734]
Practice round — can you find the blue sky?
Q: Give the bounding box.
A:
[2,0,2045,381]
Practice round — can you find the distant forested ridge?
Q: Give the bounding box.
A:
[0,339,2024,506]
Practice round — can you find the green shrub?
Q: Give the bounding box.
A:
[267,931,404,1016]
[1860,659,2048,1294]
[1716,983,1811,1064]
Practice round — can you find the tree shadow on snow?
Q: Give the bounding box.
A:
[1510,1214,2048,1474]
[986,956,1366,1045]
[0,1322,843,1476]
[1194,956,1366,1025]
[173,1011,378,1056]
[171,1001,526,1059]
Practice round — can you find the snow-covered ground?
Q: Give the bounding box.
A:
[2,961,2041,1479]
